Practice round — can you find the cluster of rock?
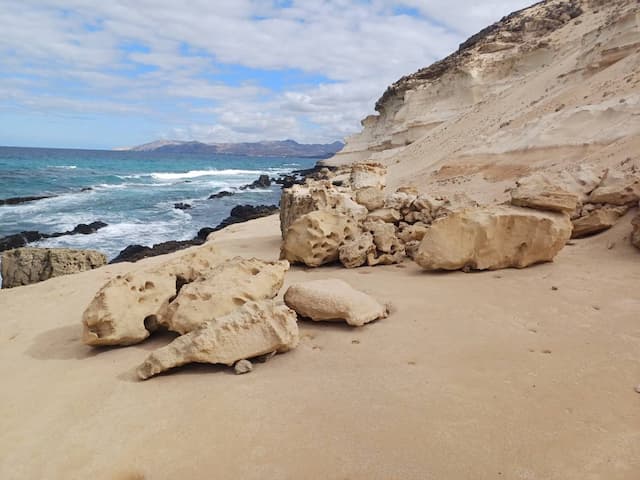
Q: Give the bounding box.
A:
[0,221,108,252]
[510,166,640,245]
[279,162,574,271]
[1,247,107,289]
[82,244,388,379]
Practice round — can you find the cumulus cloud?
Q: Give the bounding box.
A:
[0,0,534,146]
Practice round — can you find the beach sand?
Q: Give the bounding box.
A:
[1,213,639,479]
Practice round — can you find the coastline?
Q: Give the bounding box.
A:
[1,212,639,478]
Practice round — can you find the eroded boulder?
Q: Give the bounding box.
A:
[589,173,640,206]
[1,247,106,289]
[281,210,358,267]
[510,174,579,213]
[571,206,628,238]
[82,244,221,346]
[161,257,289,334]
[350,163,387,190]
[284,279,388,327]
[355,187,385,211]
[137,300,299,380]
[415,206,572,271]
[339,232,375,268]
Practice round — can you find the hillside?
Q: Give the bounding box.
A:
[325,0,640,202]
[128,139,344,158]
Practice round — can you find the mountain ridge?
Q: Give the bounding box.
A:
[126,139,344,158]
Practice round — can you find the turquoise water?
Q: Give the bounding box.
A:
[0,146,316,258]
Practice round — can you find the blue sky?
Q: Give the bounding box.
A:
[0,0,531,149]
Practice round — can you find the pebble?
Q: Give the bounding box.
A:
[635,384,640,394]
[234,359,253,375]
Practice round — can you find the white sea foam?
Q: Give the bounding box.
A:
[49,165,77,169]
[150,169,267,180]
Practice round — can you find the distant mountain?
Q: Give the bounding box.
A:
[127,139,344,158]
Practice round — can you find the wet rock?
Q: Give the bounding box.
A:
[215,204,279,230]
[208,190,235,200]
[0,195,55,206]
[174,202,192,210]
[241,174,271,190]
[0,222,108,252]
[2,247,107,289]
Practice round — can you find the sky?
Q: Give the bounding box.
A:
[0,0,532,150]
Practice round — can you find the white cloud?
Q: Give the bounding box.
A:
[0,0,535,145]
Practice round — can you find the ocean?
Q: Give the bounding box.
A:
[0,146,316,259]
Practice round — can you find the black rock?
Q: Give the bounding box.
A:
[214,204,279,231]
[71,221,108,235]
[110,238,204,264]
[0,231,43,251]
[0,195,55,206]
[196,227,216,240]
[240,174,272,190]
[80,187,93,192]
[174,202,192,210]
[208,190,234,200]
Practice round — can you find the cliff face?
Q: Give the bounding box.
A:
[326,0,640,200]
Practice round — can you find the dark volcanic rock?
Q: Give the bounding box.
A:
[0,222,108,252]
[214,204,279,230]
[174,202,192,210]
[110,239,201,264]
[208,190,235,200]
[0,195,55,206]
[241,174,272,190]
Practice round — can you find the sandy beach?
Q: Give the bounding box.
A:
[1,211,639,479]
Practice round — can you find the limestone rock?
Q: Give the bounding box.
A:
[279,181,366,237]
[234,359,253,375]
[284,279,388,327]
[339,232,376,268]
[137,300,299,380]
[588,173,640,206]
[350,163,387,190]
[385,191,417,212]
[367,249,405,266]
[397,222,429,243]
[631,214,640,250]
[161,257,289,334]
[281,210,358,267]
[415,206,572,271]
[403,210,433,225]
[355,187,385,211]
[366,208,401,224]
[1,247,106,289]
[510,174,579,213]
[82,244,221,346]
[404,240,421,260]
[571,206,628,238]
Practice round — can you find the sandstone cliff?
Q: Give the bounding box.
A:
[325,0,640,203]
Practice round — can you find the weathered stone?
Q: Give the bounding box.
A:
[161,257,289,334]
[588,173,640,206]
[415,206,572,271]
[137,300,299,380]
[83,244,221,346]
[366,208,401,223]
[397,222,429,243]
[279,181,366,238]
[403,210,433,225]
[385,191,417,212]
[355,187,385,211]
[631,214,640,250]
[510,174,579,213]
[1,247,106,289]
[284,279,388,327]
[234,359,253,375]
[404,240,421,260]
[571,206,628,238]
[281,210,358,267]
[350,163,387,190]
[339,232,376,268]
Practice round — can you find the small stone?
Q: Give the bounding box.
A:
[351,339,360,344]
[234,359,253,375]
[635,384,640,394]
[551,286,558,291]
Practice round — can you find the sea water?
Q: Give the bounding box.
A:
[0,146,316,259]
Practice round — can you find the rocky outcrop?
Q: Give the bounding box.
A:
[588,173,640,206]
[83,244,221,346]
[0,195,55,206]
[280,210,359,267]
[350,163,387,190]
[355,187,385,211]
[136,300,300,380]
[173,202,191,210]
[161,258,289,334]
[215,204,279,230]
[571,206,629,238]
[240,174,271,190]
[510,175,579,213]
[284,279,388,327]
[1,247,107,289]
[208,190,234,200]
[0,221,108,252]
[415,206,572,271]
